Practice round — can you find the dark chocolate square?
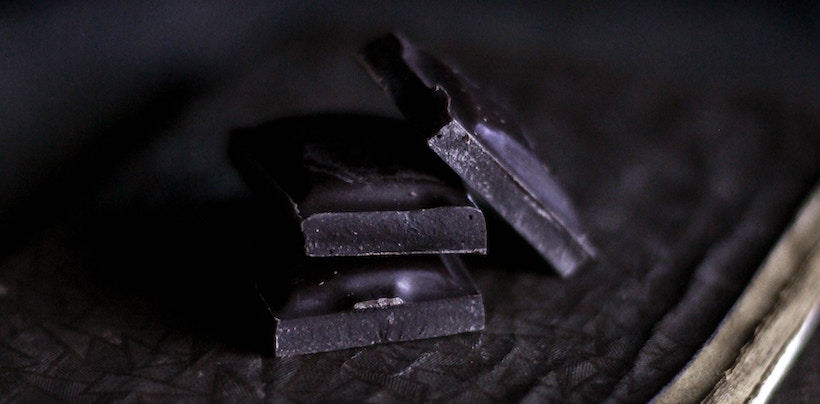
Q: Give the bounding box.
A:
[229,113,487,257]
[257,254,485,357]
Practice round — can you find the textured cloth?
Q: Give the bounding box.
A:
[0,2,818,402]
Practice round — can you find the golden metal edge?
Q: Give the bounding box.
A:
[652,181,820,404]
[704,243,820,403]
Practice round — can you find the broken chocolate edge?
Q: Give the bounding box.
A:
[302,206,488,257]
[272,294,485,357]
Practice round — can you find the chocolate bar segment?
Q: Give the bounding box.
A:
[228,113,487,257]
[357,33,597,277]
[257,254,485,357]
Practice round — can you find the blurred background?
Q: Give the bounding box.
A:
[1,0,817,252]
[0,1,817,401]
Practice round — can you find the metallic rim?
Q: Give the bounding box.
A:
[653,180,820,403]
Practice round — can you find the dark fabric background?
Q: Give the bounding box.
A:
[1,2,818,402]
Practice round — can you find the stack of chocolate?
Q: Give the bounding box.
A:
[228,33,596,357]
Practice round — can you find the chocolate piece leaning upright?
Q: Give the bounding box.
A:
[357,33,597,277]
[228,113,487,257]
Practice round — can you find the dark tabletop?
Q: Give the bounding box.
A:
[1,2,818,402]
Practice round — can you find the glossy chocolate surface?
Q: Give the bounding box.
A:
[229,113,487,257]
